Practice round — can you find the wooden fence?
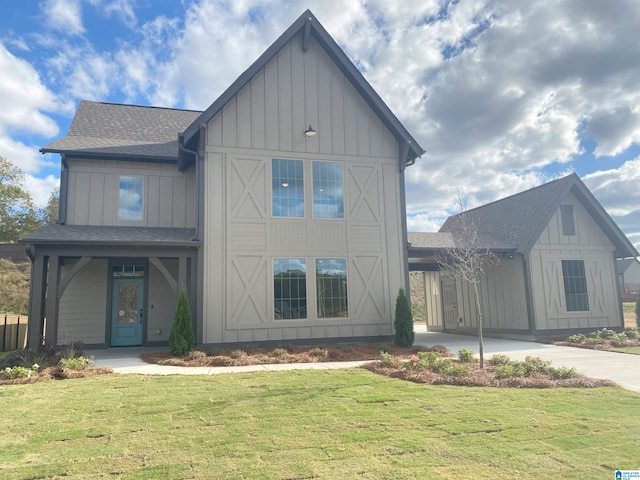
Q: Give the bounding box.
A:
[1,314,28,352]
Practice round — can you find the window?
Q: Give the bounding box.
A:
[560,204,575,236]
[562,260,589,311]
[313,162,344,218]
[112,265,145,277]
[273,258,307,319]
[272,159,304,217]
[118,175,143,221]
[316,258,348,318]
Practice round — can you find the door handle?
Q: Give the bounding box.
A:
[139,308,143,323]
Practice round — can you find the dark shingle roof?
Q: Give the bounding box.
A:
[21,224,198,246]
[439,173,638,258]
[41,101,202,160]
[408,232,455,249]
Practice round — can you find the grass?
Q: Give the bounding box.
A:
[0,371,639,479]
[611,346,640,355]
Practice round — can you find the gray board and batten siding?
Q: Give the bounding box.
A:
[201,28,409,344]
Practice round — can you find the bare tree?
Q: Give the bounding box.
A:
[437,193,500,368]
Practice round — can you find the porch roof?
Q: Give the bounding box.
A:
[21,225,198,247]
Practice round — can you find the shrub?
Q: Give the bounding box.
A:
[58,356,94,371]
[1,364,39,379]
[394,288,414,347]
[444,364,471,377]
[596,328,617,339]
[567,334,587,344]
[430,358,453,375]
[277,343,294,353]
[378,351,398,368]
[269,348,288,357]
[522,356,552,376]
[489,354,511,366]
[624,328,640,340]
[458,348,475,363]
[416,351,442,368]
[230,349,246,359]
[583,336,604,345]
[494,365,518,379]
[376,343,393,354]
[187,350,207,360]
[404,355,423,371]
[169,288,196,356]
[548,366,577,380]
[309,346,328,358]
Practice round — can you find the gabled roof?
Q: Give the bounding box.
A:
[41,101,201,161]
[439,173,638,258]
[180,9,424,167]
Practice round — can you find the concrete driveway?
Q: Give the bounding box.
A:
[93,327,640,393]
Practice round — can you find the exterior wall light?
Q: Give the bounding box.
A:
[304,125,317,137]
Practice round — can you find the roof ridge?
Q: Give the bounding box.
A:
[79,99,203,114]
[458,173,578,216]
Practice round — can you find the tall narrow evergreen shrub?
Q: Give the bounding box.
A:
[169,288,196,356]
[394,287,414,347]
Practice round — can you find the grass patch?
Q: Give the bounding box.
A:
[0,371,638,478]
[610,346,640,355]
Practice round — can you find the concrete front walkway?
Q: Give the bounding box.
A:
[92,326,640,393]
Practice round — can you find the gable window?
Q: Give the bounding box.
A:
[560,204,575,236]
[272,159,304,217]
[316,258,348,318]
[313,162,344,218]
[562,260,589,312]
[118,175,143,221]
[273,258,307,319]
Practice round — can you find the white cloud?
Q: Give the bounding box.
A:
[23,173,60,208]
[41,0,85,36]
[583,158,640,217]
[0,43,67,173]
[101,0,137,28]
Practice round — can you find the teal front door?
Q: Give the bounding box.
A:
[111,278,144,346]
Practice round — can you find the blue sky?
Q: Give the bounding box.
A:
[1,0,639,252]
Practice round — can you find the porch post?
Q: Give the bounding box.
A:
[45,255,60,345]
[178,255,187,292]
[27,254,47,350]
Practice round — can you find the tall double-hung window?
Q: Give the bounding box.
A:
[561,260,589,312]
[271,159,344,218]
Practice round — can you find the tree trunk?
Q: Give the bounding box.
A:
[473,282,484,369]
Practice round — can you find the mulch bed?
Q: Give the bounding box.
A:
[140,344,450,367]
[0,366,113,386]
[362,363,617,388]
[542,337,640,351]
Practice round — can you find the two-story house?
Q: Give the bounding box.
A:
[23,10,424,349]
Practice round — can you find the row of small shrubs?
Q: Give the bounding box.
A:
[567,327,640,345]
[490,355,577,380]
[379,350,471,377]
[0,342,94,380]
[187,345,330,360]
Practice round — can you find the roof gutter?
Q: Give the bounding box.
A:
[178,128,203,242]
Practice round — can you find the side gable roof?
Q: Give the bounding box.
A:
[41,101,201,161]
[439,173,638,258]
[617,257,640,274]
[180,9,424,168]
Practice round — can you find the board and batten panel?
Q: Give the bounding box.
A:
[529,249,620,331]
[57,259,108,345]
[65,159,195,227]
[202,150,403,343]
[205,32,397,160]
[536,191,611,247]
[147,259,179,342]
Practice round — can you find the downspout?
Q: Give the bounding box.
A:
[178,131,201,242]
[398,141,412,298]
[59,155,68,224]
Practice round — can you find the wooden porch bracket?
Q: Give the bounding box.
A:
[57,256,91,299]
[149,257,178,297]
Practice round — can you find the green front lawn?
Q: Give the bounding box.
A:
[0,370,638,479]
